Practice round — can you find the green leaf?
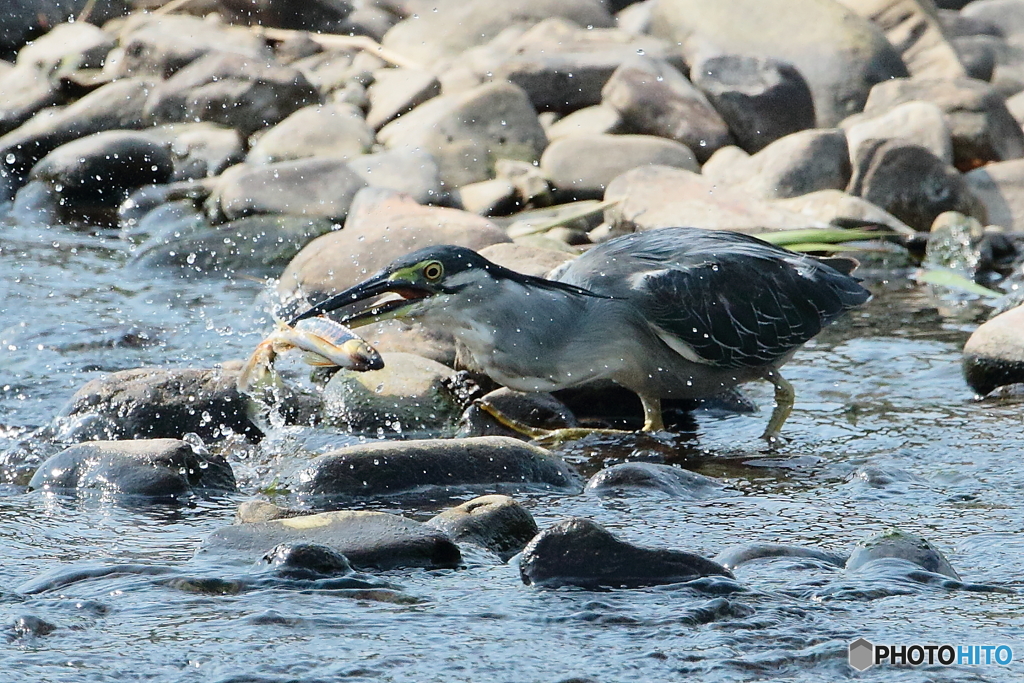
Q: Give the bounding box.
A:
[755,228,893,246]
[917,268,1002,298]
[780,242,873,253]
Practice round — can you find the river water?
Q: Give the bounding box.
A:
[2,211,1023,682]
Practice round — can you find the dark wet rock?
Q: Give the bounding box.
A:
[9,614,57,639]
[27,131,172,208]
[210,157,366,223]
[690,54,815,153]
[346,148,446,206]
[247,103,374,164]
[0,77,152,200]
[380,0,614,67]
[110,13,269,79]
[963,304,1024,395]
[837,0,966,80]
[545,105,623,140]
[540,134,696,201]
[601,57,731,163]
[520,518,733,588]
[965,159,1024,230]
[140,122,245,182]
[585,463,725,499]
[847,138,981,231]
[320,352,461,434]
[849,465,926,488]
[278,188,509,302]
[143,52,320,136]
[28,438,236,496]
[649,0,907,127]
[219,0,354,31]
[260,543,353,578]
[602,165,825,233]
[476,243,574,278]
[714,543,847,570]
[953,34,999,82]
[845,528,960,579]
[52,366,258,443]
[131,214,335,276]
[378,81,547,188]
[298,436,581,498]
[862,76,1024,168]
[427,494,538,561]
[458,388,577,439]
[701,128,850,200]
[200,510,462,569]
[469,18,681,115]
[842,100,954,167]
[366,67,441,130]
[119,189,211,236]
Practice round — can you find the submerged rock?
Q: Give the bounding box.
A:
[714,543,847,570]
[28,438,236,497]
[845,528,960,579]
[963,304,1024,395]
[585,463,726,499]
[200,510,462,569]
[520,518,733,588]
[298,436,581,498]
[427,495,538,561]
[260,543,353,579]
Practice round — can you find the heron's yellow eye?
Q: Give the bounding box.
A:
[423,261,444,281]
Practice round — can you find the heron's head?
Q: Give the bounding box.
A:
[290,245,501,328]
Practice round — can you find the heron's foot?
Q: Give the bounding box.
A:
[761,371,795,447]
[474,400,642,447]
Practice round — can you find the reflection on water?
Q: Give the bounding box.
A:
[2,212,1023,682]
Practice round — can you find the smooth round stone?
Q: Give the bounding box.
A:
[427,495,539,561]
[585,462,725,499]
[845,529,960,579]
[963,304,1024,395]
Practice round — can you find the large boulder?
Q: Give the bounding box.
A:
[297,436,581,498]
[51,366,258,443]
[377,81,548,188]
[28,438,236,497]
[519,518,734,588]
[962,304,1024,395]
[200,510,462,569]
[862,77,1024,168]
[648,0,908,126]
[426,494,538,561]
[139,122,245,182]
[841,99,954,166]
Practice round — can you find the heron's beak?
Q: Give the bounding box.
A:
[290,272,435,328]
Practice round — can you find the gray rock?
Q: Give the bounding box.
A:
[701,128,850,200]
[378,81,548,188]
[200,510,462,569]
[772,190,916,236]
[366,67,440,130]
[585,462,725,499]
[28,131,173,207]
[210,158,366,222]
[17,21,114,76]
[380,0,614,67]
[298,436,581,498]
[846,528,960,579]
[346,148,445,205]
[963,303,1024,395]
[454,178,518,215]
[545,105,623,140]
[963,0,1024,47]
[1,0,128,60]
[247,103,373,164]
[321,352,461,434]
[965,159,1024,230]
[291,50,357,98]
[601,57,731,163]
[110,13,269,79]
[143,52,320,136]
[458,388,578,439]
[0,62,64,137]
[427,494,538,561]
[52,366,258,443]
[140,122,245,181]
[520,518,734,588]
[649,0,908,126]
[130,214,335,276]
[952,34,999,81]
[541,133,697,200]
[714,543,847,570]
[0,77,152,199]
[28,438,236,496]
[340,6,400,42]
[691,54,815,153]
[842,100,954,166]
[836,0,966,79]
[218,0,354,31]
[862,77,1024,168]
[848,138,981,231]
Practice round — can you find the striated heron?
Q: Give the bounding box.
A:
[292,227,871,442]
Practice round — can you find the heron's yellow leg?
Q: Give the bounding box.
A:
[474,399,639,447]
[761,371,794,444]
[640,395,664,432]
